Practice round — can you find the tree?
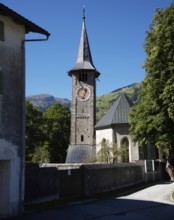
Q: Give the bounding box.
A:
[97,139,120,163]
[26,101,47,161]
[43,103,70,163]
[129,4,174,157]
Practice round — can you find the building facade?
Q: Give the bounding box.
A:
[0,4,49,216]
[66,13,100,163]
[95,94,157,162]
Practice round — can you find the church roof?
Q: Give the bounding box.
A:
[0,3,50,37]
[95,94,133,129]
[69,14,100,77]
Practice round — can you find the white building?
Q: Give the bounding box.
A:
[95,94,157,163]
[0,3,50,216]
[95,94,139,162]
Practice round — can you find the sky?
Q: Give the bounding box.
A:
[0,0,174,100]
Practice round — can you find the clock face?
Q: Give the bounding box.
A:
[77,86,90,101]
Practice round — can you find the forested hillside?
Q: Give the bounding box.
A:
[96,83,141,121]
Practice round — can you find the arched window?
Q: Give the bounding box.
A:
[81,135,84,142]
[0,21,4,41]
[120,137,129,163]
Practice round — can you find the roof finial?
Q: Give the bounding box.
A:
[83,5,85,20]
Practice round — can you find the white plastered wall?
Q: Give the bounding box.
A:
[96,128,113,153]
[0,15,25,216]
[0,139,21,215]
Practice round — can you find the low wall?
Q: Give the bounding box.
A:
[81,163,143,197]
[25,162,167,204]
[25,163,60,203]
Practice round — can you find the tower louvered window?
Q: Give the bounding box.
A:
[79,73,87,82]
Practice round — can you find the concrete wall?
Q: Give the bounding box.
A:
[0,15,25,216]
[96,128,113,153]
[25,162,167,204]
[96,128,113,146]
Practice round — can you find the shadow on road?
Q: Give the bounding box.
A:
[7,196,174,220]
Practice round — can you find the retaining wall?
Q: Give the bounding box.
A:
[25,161,168,204]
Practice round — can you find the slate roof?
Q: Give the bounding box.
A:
[0,3,50,37]
[95,94,133,129]
[69,16,100,77]
[66,145,96,163]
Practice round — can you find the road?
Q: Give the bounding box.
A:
[9,181,174,220]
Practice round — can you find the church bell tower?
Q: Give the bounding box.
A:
[66,9,100,163]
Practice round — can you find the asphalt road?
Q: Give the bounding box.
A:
[9,181,174,220]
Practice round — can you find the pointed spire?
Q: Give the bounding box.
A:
[71,7,96,71]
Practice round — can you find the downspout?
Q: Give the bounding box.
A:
[19,34,49,215]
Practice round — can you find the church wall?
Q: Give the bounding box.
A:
[96,128,113,152]
[0,15,25,216]
[114,125,139,162]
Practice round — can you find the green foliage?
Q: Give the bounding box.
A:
[97,139,120,163]
[26,101,70,163]
[31,143,50,163]
[129,4,174,154]
[26,101,46,161]
[120,143,129,163]
[43,103,70,163]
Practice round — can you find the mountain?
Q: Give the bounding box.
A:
[26,83,141,119]
[96,83,141,121]
[26,94,71,112]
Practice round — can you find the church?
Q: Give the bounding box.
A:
[66,10,157,163]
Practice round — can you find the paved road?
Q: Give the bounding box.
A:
[9,181,174,220]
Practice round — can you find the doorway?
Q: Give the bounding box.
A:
[0,160,10,215]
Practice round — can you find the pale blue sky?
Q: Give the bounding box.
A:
[1,0,173,99]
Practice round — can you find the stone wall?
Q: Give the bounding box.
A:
[81,163,143,197]
[25,162,168,204]
[25,163,60,203]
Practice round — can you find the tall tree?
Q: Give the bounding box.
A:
[43,103,70,163]
[26,101,46,161]
[129,4,174,156]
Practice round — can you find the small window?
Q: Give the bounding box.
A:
[81,135,84,142]
[0,21,4,41]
